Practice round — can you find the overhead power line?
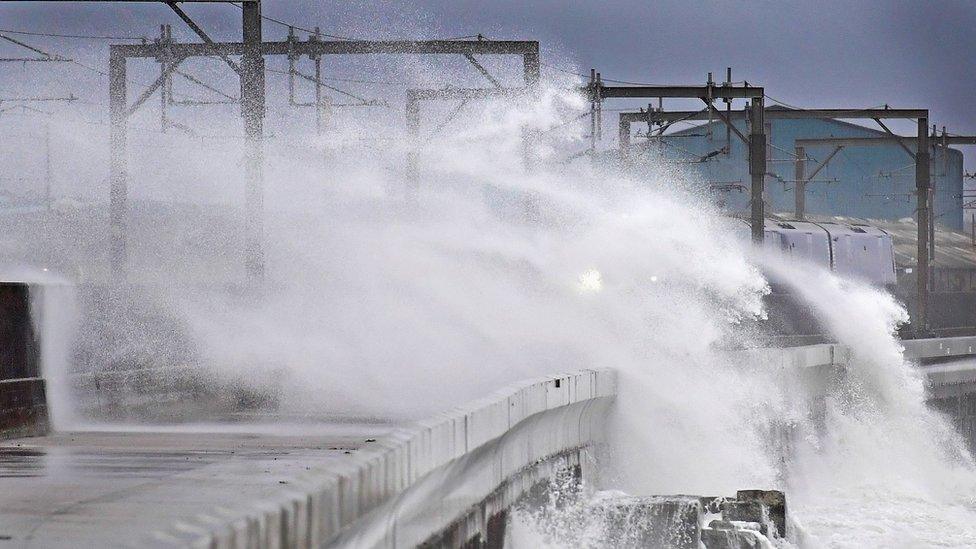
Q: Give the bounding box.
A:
[0,27,147,41]
[540,61,714,87]
[229,3,356,40]
[230,3,493,43]
[763,94,805,110]
[764,93,892,114]
[265,67,380,106]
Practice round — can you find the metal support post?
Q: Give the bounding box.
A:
[929,177,935,262]
[44,121,51,209]
[916,116,930,333]
[163,25,173,108]
[109,50,127,281]
[931,126,941,261]
[749,97,766,243]
[314,56,323,132]
[313,26,324,134]
[942,126,948,175]
[595,72,603,143]
[520,46,540,171]
[522,49,540,87]
[706,72,713,140]
[724,67,732,154]
[287,27,296,105]
[405,96,420,199]
[794,145,805,220]
[588,69,596,156]
[241,1,265,281]
[159,25,168,132]
[618,118,631,166]
[930,186,935,260]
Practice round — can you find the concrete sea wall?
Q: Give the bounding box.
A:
[152,369,617,548]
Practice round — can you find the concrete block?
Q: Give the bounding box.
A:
[721,501,768,533]
[701,522,765,549]
[735,489,786,538]
[0,378,48,439]
[595,495,702,549]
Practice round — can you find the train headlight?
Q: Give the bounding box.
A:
[577,269,603,294]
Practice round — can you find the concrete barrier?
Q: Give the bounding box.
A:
[150,369,616,548]
[748,341,976,455]
[0,282,47,438]
[147,343,965,548]
[903,336,976,362]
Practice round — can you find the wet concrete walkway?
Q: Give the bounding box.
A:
[0,424,391,548]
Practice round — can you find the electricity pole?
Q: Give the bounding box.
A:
[241,1,265,282]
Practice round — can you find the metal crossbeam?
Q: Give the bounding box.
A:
[796,136,976,147]
[112,39,539,59]
[406,87,525,102]
[586,84,763,100]
[624,108,928,123]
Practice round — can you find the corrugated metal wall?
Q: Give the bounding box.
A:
[652,116,965,230]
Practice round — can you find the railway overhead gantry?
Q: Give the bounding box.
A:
[795,131,976,263]
[582,77,767,244]
[109,18,538,283]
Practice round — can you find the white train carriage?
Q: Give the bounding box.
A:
[743,218,897,287]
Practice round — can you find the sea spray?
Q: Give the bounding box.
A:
[6,72,976,545]
[762,257,976,547]
[130,85,776,423]
[511,250,976,547]
[35,283,79,430]
[0,267,80,430]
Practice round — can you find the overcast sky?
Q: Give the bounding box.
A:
[2,1,975,173]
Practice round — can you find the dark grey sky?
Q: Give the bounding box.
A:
[2,1,976,171]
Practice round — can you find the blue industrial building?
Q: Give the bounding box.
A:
[654,107,965,230]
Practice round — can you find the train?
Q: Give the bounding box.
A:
[746,218,897,287]
[748,215,976,340]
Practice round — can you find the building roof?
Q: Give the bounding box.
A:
[668,105,904,138]
[664,107,964,161]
